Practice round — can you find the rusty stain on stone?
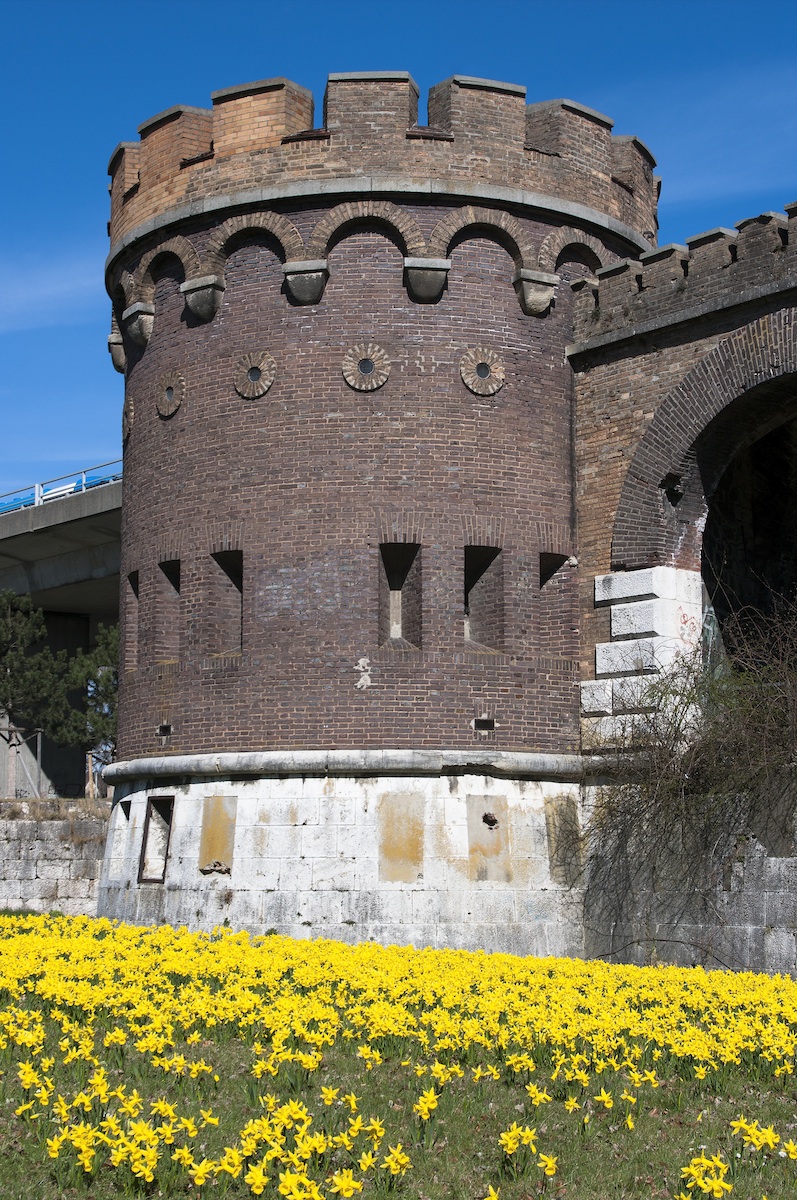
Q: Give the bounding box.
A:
[377,792,424,883]
[467,794,511,882]
[198,794,237,874]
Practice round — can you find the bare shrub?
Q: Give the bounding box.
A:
[581,599,797,963]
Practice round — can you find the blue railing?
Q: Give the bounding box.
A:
[0,460,123,516]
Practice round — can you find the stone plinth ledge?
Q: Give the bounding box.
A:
[105,748,601,783]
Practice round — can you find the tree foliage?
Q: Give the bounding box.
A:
[52,623,119,765]
[0,590,69,736]
[0,590,118,764]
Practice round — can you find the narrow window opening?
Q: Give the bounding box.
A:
[464,545,503,650]
[379,543,421,647]
[209,550,243,654]
[474,717,496,732]
[138,796,174,883]
[156,559,181,661]
[539,552,569,588]
[124,571,139,671]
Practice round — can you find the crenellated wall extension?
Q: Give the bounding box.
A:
[571,207,797,348]
[107,73,658,250]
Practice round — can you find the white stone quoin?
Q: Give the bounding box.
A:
[582,566,703,733]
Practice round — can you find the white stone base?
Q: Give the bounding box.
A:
[98,766,585,958]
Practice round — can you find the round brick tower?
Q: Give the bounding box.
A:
[100,72,657,953]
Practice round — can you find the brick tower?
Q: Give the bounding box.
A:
[100,72,657,953]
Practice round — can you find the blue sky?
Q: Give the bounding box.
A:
[1,0,796,494]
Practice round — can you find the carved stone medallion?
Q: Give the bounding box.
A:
[342,343,391,392]
[122,393,134,441]
[156,370,185,417]
[460,347,505,396]
[234,351,277,399]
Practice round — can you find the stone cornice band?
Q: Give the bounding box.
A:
[105,748,605,783]
[105,174,652,284]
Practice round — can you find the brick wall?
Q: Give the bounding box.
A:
[107,74,657,250]
[116,204,617,761]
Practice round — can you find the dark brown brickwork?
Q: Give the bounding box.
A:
[109,70,797,762]
[115,204,599,759]
[572,291,797,677]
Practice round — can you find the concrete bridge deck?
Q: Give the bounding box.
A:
[0,471,122,796]
[0,475,121,621]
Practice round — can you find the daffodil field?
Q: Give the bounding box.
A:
[1,915,797,1199]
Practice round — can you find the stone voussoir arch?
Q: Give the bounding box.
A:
[427,205,537,270]
[305,200,426,261]
[538,228,607,274]
[133,236,202,304]
[203,211,305,275]
[611,308,797,571]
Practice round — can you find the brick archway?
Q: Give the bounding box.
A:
[611,309,797,571]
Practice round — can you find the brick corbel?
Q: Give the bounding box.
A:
[403,257,451,302]
[283,259,329,305]
[179,274,226,321]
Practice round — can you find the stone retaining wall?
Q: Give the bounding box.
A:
[0,799,109,916]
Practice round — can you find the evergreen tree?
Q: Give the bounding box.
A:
[58,623,119,765]
[0,590,69,736]
[0,590,118,773]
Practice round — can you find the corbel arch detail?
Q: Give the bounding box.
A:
[203,211,305,275]
[306,200,426,260]
[427,206,536,269]
[428,206,556,314]
[134,236,201,304]
[538,229,607,274]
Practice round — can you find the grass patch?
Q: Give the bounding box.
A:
[1,914,796,1199]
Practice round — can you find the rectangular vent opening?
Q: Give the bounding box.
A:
[209,550,243,654]
[539,552,568,588]
[464,545,503,650]
[379,542,421,647]
[156,558,181,661]
[138,796,174,883]
[124,570,139,671]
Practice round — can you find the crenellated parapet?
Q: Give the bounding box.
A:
[107,72,658,251]
[570,206,797,352]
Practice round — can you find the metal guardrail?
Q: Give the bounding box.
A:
[0,460,123,516]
